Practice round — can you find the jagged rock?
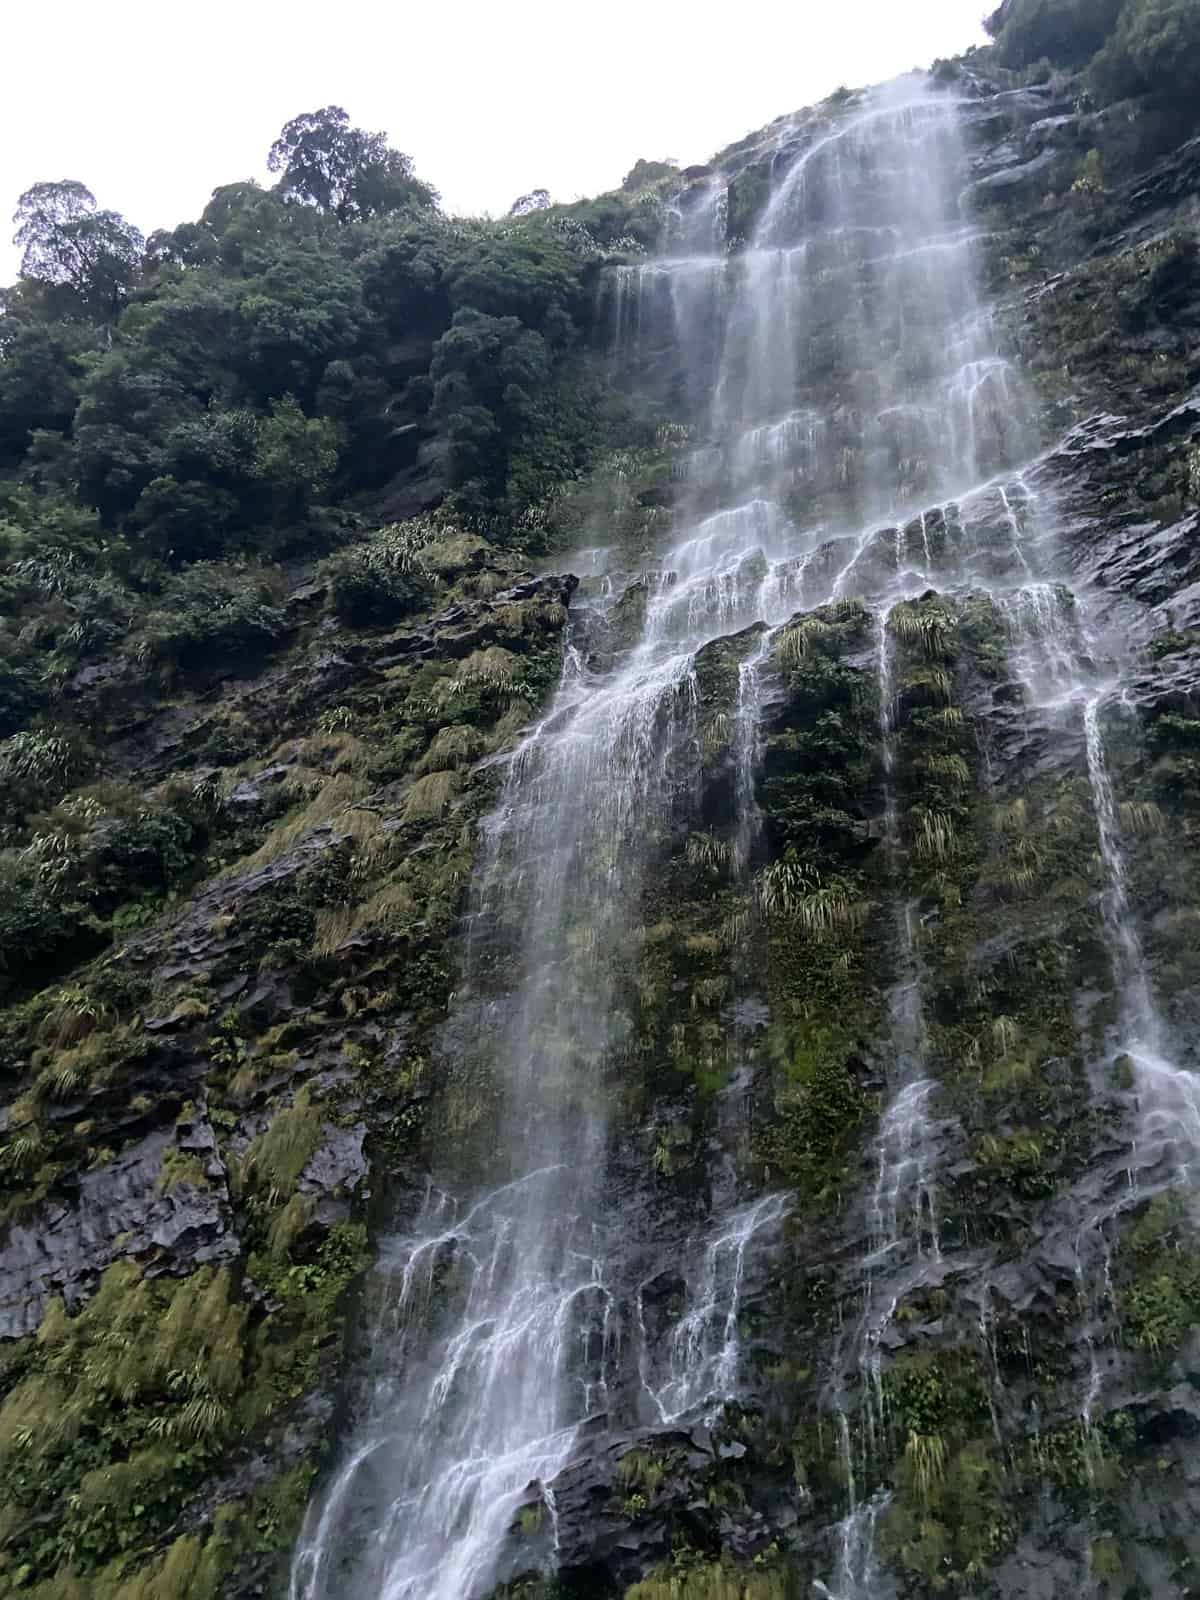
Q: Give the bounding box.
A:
[0,1122,238,1339]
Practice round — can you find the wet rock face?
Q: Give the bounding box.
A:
[0,543,580,1592]
[467,77,1200,1600]
[0,1120,237,1339]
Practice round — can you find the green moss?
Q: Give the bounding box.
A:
[1120,1198,1200,1355]
[975,1129,1055,1198]
[758,1021,867,1202]
[882,1439,1011,1591]
[0,1265,247,1579]
[156,1146,211,1193]
[626,1564,790,1600]
[1091,1534,1123,1584]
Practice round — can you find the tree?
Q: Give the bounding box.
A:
[1090,0,1200,108]
[0,287,97,465]
[622,158,678,191]
[431,308,549,513]
[267,107,438,224]
[985,0,1123,69]
[12,180,144,319]
[509,189,551,216]
[251,395,342,521]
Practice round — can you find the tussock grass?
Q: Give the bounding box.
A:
[915,811,959,863]
[905,664,955,705]
[38,986,112,1050]
[449,646,529,704]
[34,1030,117,1102]
[905,1430,948,1505]
[1119,800,1166,836]
[778,616,833,665]
[923,753,971,790]
[414,725,482,775]
[891,601,957,660]
[0,1264,246,1475]
[626,1565,788,1600]
[686,832,733,874]
[401,770,462,823]
[268,1192,316,1258]
[755,861,869,935]
[240,1088,322,1202]
[238,772,377,870]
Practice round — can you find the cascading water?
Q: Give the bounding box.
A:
[1081,691,1200,1178]
[292,72,1199,1600]
[642,1192,790,1425]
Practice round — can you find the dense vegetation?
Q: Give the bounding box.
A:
[0,107,680,993]
[986,0,1200,104]
[0,103,666,731]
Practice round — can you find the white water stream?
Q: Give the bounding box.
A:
[292,76,1198,1600]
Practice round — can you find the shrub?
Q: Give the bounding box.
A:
[1091,0,1200,110]
[0,727,82,820]
[133,561,287,672]
[986,0,1123,70]
[323,518,437,624]
[0,852,85,979]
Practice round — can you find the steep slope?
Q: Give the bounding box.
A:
[2,28,1200,1600]
[292,64,1200,1600]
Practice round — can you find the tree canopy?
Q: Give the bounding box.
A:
[13,180,144,319]
[0,100,650,754]
[986,0,1200,112]
[267,106,438,223]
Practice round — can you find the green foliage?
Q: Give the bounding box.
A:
[0,1208,367,1588]
[0,851,91,984]
[622,159,679,191]
[13,180,144,320]
[986,0,1124,69]
[0,1265,245,1575]
[882,1352,1009,1586]
[754,863,869,936]
[133,561,287,671]
[1071,149,1107,201]
[1121,1195,1200,1353]
[760,1021,867,1200]
[727,165,772,243]
[976,1129,1054,1197]
[626,1564,788,1600]
[252,395,342,521]
[267,105,437,222]
[0,728,81,822]
[432,307,551,515]
[1092,1535,1124,1584]
[884,1439,1011,1589]
[0,120,641,751]
[1091,0,1200,106]
[987,0,1200,114]
[323,518,438,624]
[241,1086,323,1202]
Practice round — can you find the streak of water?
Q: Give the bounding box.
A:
[644,1192,789,1424]
[291,69,1199,1600]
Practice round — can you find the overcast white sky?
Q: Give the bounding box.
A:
[1,0,988,283]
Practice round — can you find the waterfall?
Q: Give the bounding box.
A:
[1083,693,1200,1180]
[291,571,705,1598]
[291,74,1198,1600]
[642,1192,790,1425]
